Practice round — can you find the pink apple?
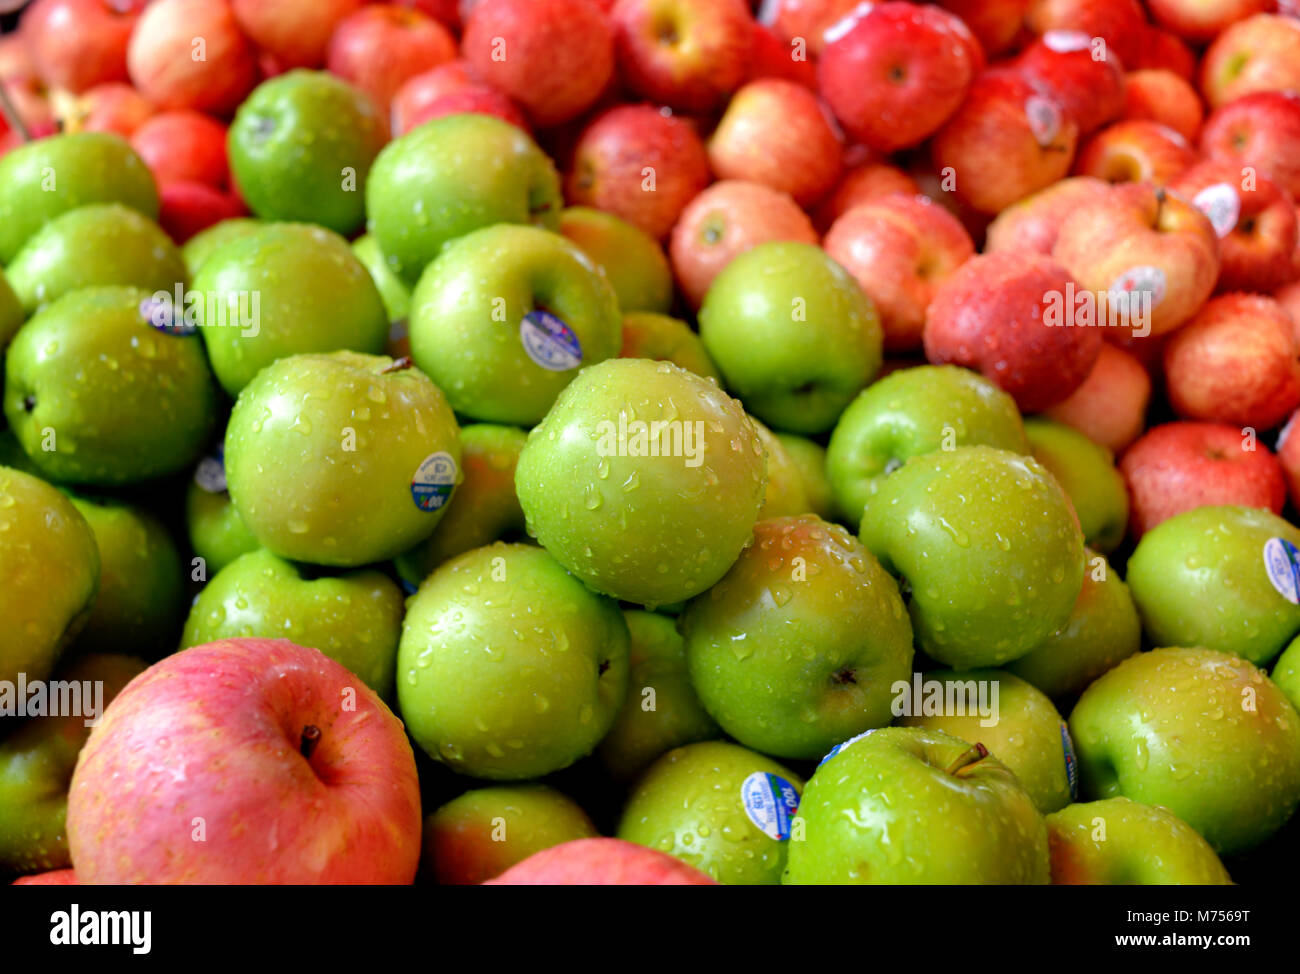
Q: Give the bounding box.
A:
[1073,119,1197,186]
[130,110,229,189]
[1201,14,1300,109]
[1120,421,1288,536]
[1012,31,1125,136]
[66,638,422,884]
[825,193,975,353]
[1045,342,1152,452]
[232,0,363,70]
[326,5,457,113]
[1200,91,1300,201]
[22,0,145,94]
[486,838,717,885]
[1121,70,1203,144]
[1128,25,1198,80]
[814,160,921,231]
[935,0,1032,56]
[985,175,1113,256]
[127,0,259,116]
[57,82,154,138]
[1026,0,1147,68]
[12,869,78,886]
[1145,0,1270,41]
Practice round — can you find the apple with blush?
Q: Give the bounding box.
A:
[934,0,1030,56]
[130,110,229,189]
[1011,31,1125,136]
[746,20,818,89]
[22,0,144,94]
[559,206,673,314]
[55,83,153,138]
[232,0,363,70]
[156,181,247,244]
[1128,25,1197,79]
[12,869,77,886]
[396,86,527,135]
[325,5,457,113]
[1044,342,1151,454]
[759,0,860,58]
[814,161,920,232]
[1200,91,1300,203]
[1073,120,1197,186]
[127,0,259,116]
[984,176,1112,256]
[1146,0,1269,42]
[1279,410,1300,511]
[620,311,720,382]
[1025,0,1147,68]
[487,838,716,885]
[1200,13,1300,109]
[1025,418,1129,554]
[1121,70,1203,144]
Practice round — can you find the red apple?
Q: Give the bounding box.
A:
[611,0,753,114]
[814,160,921,231]
[1276,409,1300,509]
[669,179,818,307]
[404,87,530,134]
[1011,30,1125,136]
[1200,91,1300,201]
[923,250,1102,411]
[485,838,717,885]
[1121,69,1203,144]
[55,82,154,137]
[747,20,819,89]
[326,5,457,112]
[1146,0,1270,41]
[0,33,36,84]
[1120,421,1288,536]
[759,0,861,58]
[66,639,422,884]
[1173,159,1299,294]
[566,104,712,240]
[825,193,975,353]
[1073,119,1197,186]
[1129,26,1197,80]
[1054,182,1220,338]
[707,79,841,208]
[817,1,978,154]
[930,69,1079,215]
[1201,14,1300,109]
[935,0,1032,56]
[232,0,363,70]
[22,0,145,94]
[1045,342,1152,452]
[157,181,249,243]
[127,0,259,116]
[908,155,993,244]
[130,110,229,189]
[1026,0,1147,67]
[985,175,1113,256]
[12,869,78,886]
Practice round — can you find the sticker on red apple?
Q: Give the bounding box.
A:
[1191,183,1241,239]
[1264,537,1300,605]
[193,445,227,494]
[1024,95,1062,148]
[520,310,582,372]
[1042,29,1091,52]
[1107,265,1167,308]
[410,451,458,512]
[741,771,800,841]
[1060,722,1078,801]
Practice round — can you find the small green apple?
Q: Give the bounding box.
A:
[784,726,1050,884]
[1047,797,1233,885]
[192,222,389,397]
[826,365,1029,525]
[366,113,562,284]
[1069,646,1300,854]
[1127,506,1300,666]
[558,206,673,313]
[0,268,22,352]
[1274,636,1300,713]
[0,132,158,264]
[699,241,882,434]
[4,286,217,485]
[185,446,260,577]
[514,358,766,607]
[224,351,462,567]
[228,70,387,236]
[352,233,411,325]
[859,445,1084,668]
[408,223,622,425]
[752,418,810,519]
[180,217,261,279]
[182,548,403,698]
[598,610,721,782]
[683,514,913,759]
[775,433,836,521]
[396,543,629,780]
[1024,418,1128,554]
[617,740,804,885]
[620,311,720,382]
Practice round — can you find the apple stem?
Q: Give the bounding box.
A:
[0,85,31,144]
[300,725,321,760]
[944,742,989,776]
[381,356,413,374]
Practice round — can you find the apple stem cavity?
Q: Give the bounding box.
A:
[380,356,413,374]
[944,742,989,776]
[300,725,322,760]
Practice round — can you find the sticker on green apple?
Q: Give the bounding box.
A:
[817,728,880,768]
[410,452,458,513]
[1060,722,1078,802]
[1264,537,1300,605]
[741,771,800,841]
[194,446,227,494]
[520,310,582,372]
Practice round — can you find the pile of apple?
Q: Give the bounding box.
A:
[2,0,1300,888]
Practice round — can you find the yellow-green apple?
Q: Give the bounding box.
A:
[860,446,1084,668]
[668,179,817,308]
[325,5,457,112]
[462,0,613,127]
[0,269,22,352]
[1069,645,1300,854]
[1073,119,1197,186]
[127,0,258,115]
[1200,14,1300,109]
[984,176,1113,256]
[826,364,1029,525]
[396,543,629,779]
[565,104,712,241]
[1200,92,1300,200]
[186,452,260,577]
[21,0,142,94]
[1044,343,1150,453]
[408,223,621,426]
[1120,423,1287,537]
[179,216,260,278]
[699,240,882,433]
[683,515,913,758]
[1025,418,1129,553]
[514,358,766,606]
[486,837,716,884]
[1007,549,1142,699]
[353,233,411,325]
[1011,31,1125,135]
[231,0,362,70]
[620,312,720,381]
[824,194,974,354]
[559,207,672,314]
[1274,636,1300,711]
[1025,0,1147,67]
[776,434,836,521]
[1121,70,1203,144]
[814,161,920,231]
[752,420,812,519]
[1047,798,1234,884]
[1127,505,1300,665]
[784,726,1050,884]
[67,638,423,883]
[610,0,752,114]
[1052,182,1220,338]
[422,785,598,885]
[618,741,803,884]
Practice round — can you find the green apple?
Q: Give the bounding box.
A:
[225,351,461,567]
[1007,550,1141,699]
[180,217,260,279]
[366,113,562,285]
[1069,646,1300,854]
[0,467,99,689]
[598,610,721,781]
[0,132,158,264]
[68,496,184,657]
[784,726,1050,884]
[859,445,1084,668]
[1127,506,1300,666]
[1274,636,1300,713]
[0,653,144,874]
[353,233,411,325]
[396,543,629,779]
[826,365,1029,526]
[620,312,720,382]
[558,207,672,314]
[1047,797,1232,885]
[698,241,882,434]
[422,784,598,885]
[899,669,1074,813]
[181,548,403,698]
[4,287,217,485]
[775,433,836,522]
[0,268,22,352]
[0,430,39,476]
[192,222,389,397]
[6,204,186,314]
[408,223,621,425]
[394,423,527,590]
[514,358,766,607]
[617,740,804,885]
[752,418,810,519]
[185,446,260,577]
[228,70,387,236]
[683,514,913,759]
[1024,418,1128,554]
